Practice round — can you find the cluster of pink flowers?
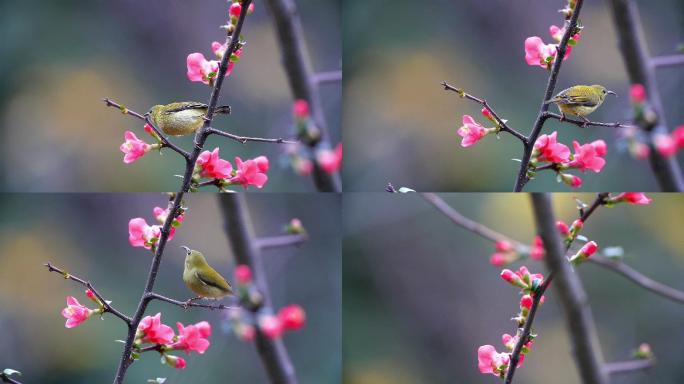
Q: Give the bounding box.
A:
[288,100,342,176]
[129,205,185,251]
[524,24,581,69]
[194,147,270,189]
[531,131,607,188]
[120,124,163,164]
[228,265,307,342]
[61,289,104,328]
[134,312,213,369]
[489,236,544,267]
[478,266,545,377]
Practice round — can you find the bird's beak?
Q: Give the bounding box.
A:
[607,90,617,97]
[180,246,190,253]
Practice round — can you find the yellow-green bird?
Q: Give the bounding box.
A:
[181,246,234,300]
[148,102,231,136]
[544,85,616,123]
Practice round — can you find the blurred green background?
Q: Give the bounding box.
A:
[0,193,341,383]
[0,0,341,192]
[343,0,684,191]
[343,193,684,383]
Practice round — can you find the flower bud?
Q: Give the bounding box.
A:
[556,220,569,235]
[235,265,253,285]
[278,305,306,331]
[163,354,186,369]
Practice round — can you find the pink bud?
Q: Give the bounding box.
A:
[164,354,186,369]
[489,253,508,266]
[293,99,310,119]
[229,3,242,17]
[556,221,569,235]
[481,107,494,121]
[571,219,583,232]
[85,289,96,300]
[530,236,545,260]
[235,265,253,284]
[495,240,513,252]
[580,241,598,257]
[258,315,283,339]
[560,173,583,188]
[500,269,525,288]
[630,84,646,104]
[673,125,684,149]
[247,3,255,14]
[278,305,306,331]
[520,295,534,310]
[654,134,677,158]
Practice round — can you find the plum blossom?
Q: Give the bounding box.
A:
[630,84,646,104]
[137,313,175,345]
[197,148,233,179]
[62,297,95,328]
[235,265,253,285]
[258,314,284,339]
[534,131,570,163]
[316,144,342,174]
[172,321,212,354]
[524,36,557,68]
[128,218,162,249]
[120,131,152,164]
[231,156,269,188]
[458,115,492,147]
[293,99,310,119]
[278,305,306,331]
[187,53,220,85]
[568,140,606,173]
[654,134,677,158]
[477,345,510,376]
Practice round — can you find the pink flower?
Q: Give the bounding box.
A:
[477,345,510,375]
[520,295,534,310]
[591,140,607,157]
[293,99,310,119]
[560,173,583,188]
[495,240,513,252]
[138,313,175,345]
[120,131,151,164]
[534,132,570,163]
[128,218,162,250]
[556,221,570,235]
[317,144,342,174]
[187,52,220,85]
[568,140,606,173]
[237,324,256,341]
[211,41,227,58]
[153,206,185,225]
[258,314,284,339]
[481,107,494,121]
[235,265,252,285]
[548,25,581,59]
[524,36,557,68]
[530,236,545,260]
[229,2,242,17]
[231,156,269,188]
[164,354,186,369]
[500,269,526,288]
[489,253,509,266]
[614,192,652,205]
[278,305,306,331]
[172,321,212,354]
[458,115,490,148]
[672,125,684,148]
[571,219,583,232]
[654,134,677,158]
[579,241,598,257]
[630,84,646,104]
[62,297,94,328]
[197,148,233,179]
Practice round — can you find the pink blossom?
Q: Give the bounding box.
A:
[524,36,557,68]
[530,235,545,260]
[458,115,490,147]
[534,131,570,163]
[138,313,175,345]
[489,253,509,266]
[481,107,494,121]
[672,125,684,148]
[258,314,284,339]
[128,218,162,250]
[630,84,646,104]
[654,134,677,158]
[591,140,607,157]
[197,148,233,179]
[556,221,570,235]
[579,241,598,257]
[211,41,227,58]
[615,192,652,205]
[560,173,583,188]
[293,99,310,119]
[477,345,510,375]
[568,140,606,173]
[317,144,342,174]
[120,131,151,164]
[153,206,185,225]
[229,2,242,17]
[571,219,584,233]
[500,269,526,288]
[520,295,534,311]
[164,354,186,369]
[278,305,306,331]
[187,52,220,85]
[173,321,212,354]
[495,240,513,252]
[231,156,269,188]
[548,25,581,59]
[235,265,252,284]
[62,297,94,328]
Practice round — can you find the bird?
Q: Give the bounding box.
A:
[147,102,231,136]
[544,85,616,124]
[181,246,234,303]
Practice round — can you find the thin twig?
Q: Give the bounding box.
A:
[441,82,528,143]
[650,54,684,68]
[206,127,298,144]
[220,195,299,384]
[314,70,342,84]
[513,0,585,192]
[146,292,238,311]
[543,111,632,129]
[111,3,253,383]
[0,373,23,384]
[264,0,341,192]
[44,262,132,325]
[256,234,309,250]
[604,358,655,375]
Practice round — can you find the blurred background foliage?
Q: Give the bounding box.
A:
[0,0,341,192]
[0,193,341,383]
[343,193,684,383]
[343,0,684,191]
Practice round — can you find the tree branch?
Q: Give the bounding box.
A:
[650,54,684,68]
[220,195,298,384]
[256,234,309,250]
[206,127,298,144]
[604,358,655,375]
[313,70,342,85]
[146,292,238,311]
[524,193,608,384]
[441,82,528,143]
[0,373,23,384]
[263,0,341,192]
[44,262,132,325]
[543,111,632,129]
[513,0,585,192]
[607,0,684,191]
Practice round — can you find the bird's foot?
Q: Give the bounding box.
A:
[559,113,566,122]
[581,116,590,128]
[183,297,202,310]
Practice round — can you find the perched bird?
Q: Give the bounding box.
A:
[148,102,231,136]
[181,246,233,300]
[544,85,616,123]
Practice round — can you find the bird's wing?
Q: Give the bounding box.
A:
[555,94,597,107]
[194,270,231,291]
[163,103,208,114]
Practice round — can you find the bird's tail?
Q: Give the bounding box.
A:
[213,105,231,114]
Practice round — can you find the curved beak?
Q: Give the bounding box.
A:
[180,245,191,253]
[606,90,617,97]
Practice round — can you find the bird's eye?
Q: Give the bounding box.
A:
[602,90,607,94]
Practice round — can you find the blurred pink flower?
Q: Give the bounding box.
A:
[258,314,283,339]
[62,296,94,328]
[654,134,677,158]
[477,345,510,375]
[615,192,652,205]
[120,131,151,164]
[278,305,306,331]
[235,265,253,285]
[128,218,162,249]
[232,156,269,188]
[317,144,342,174]
[458,115,490,147]
[672,125,684,148]
[530,235,545,260]
[520,295,534,311]
[293,99,310,119]
[630,84,646,104]
[187,53,220,84]
[524,36,557,68]
[229,3,242,17]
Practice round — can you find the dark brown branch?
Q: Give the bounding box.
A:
[44,262,132,325]
[313,70,342,84]
[220,195,299,384]
[256,234,309,250]
[102,98,190,159]
[206,127,298,144]
[604,358,655,375]
[441,82,528,143]
[543,111,632,129]
[607,0,684,191]
[513,0,585,192]
[524,193,608,384]
[263,0,341,192]
[112,3,253,383]
[650,54,684,68]
[146,292,238,311]
[0,372,23,384]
